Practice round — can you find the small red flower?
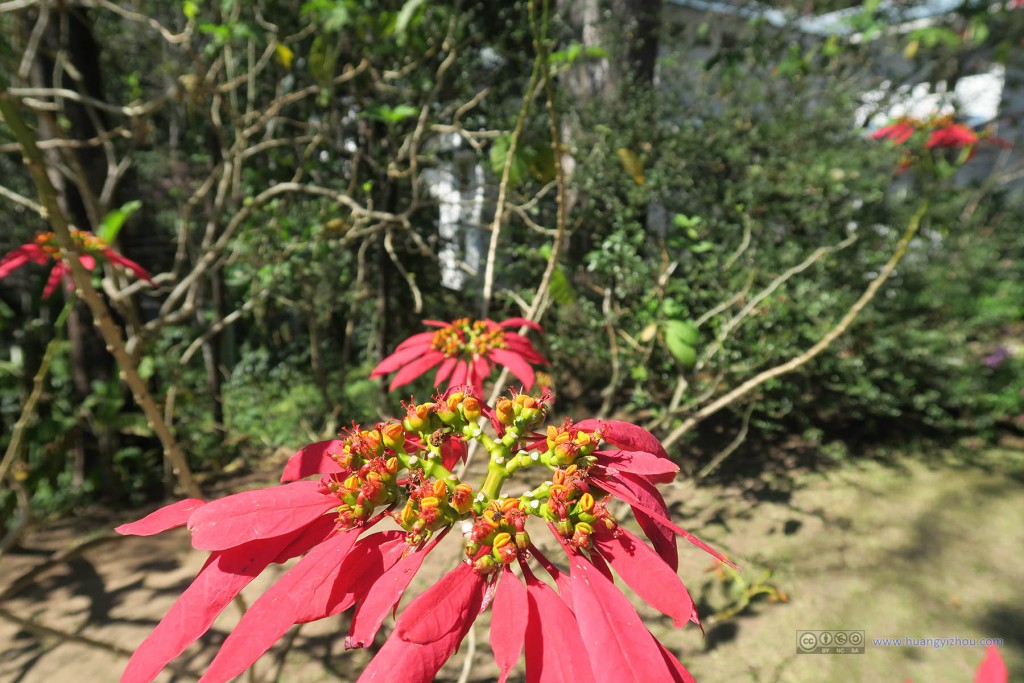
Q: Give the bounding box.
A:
[371,317,548,395]
[0,229,154,298]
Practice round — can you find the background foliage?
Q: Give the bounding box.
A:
[1,0,1022,528]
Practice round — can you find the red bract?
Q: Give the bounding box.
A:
[926,122,978,149]
[0,229,154,298]
[974,646,1008,683]
[872,119,916,145]
[371,317,548,395]
[120,392,721,682]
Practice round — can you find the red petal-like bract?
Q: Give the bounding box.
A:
[593,526,696,628]
[595,472,735,568]
[393,562,485,644]
[657,641,698,683]
[577,418,670,461]
[440,437,467,471]
[590,471,678,571]
[300,530,407,623]
[104,250,155,285]
[975,646,1008,683]
[872,121,915,145]
[199,530,361,683]
[42,263,68,299]
[489,347,536,390]
[395,331,437,352]
[449,359,469,387]
[469,355,490,395]
[566,552,674,683]
[434,356,458,386]
[115,498,206,536]
[596,448,679,484]
[0,246,37,278]
[279,439,347,482]
[491,567,528,683]
[345,531,447,648]
[357,563,486,683]
[504,332,548,365]
[389,350,445,390]
[121,534,307,683]
[187,480,335,551]
[370,344,431,378]
[499,317,542,332]
[522,564,595,683]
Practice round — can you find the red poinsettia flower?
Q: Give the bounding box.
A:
[119,389,725,683]
[0,229,154,298]
[872,119,917,145]
[370,317,548,395]
[925,122,978,149]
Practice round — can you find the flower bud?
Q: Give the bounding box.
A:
[384,456,399,475]
[461,397,482,421]
[515,530,531,551]
[451,484,474,514]
[496,399,515,425]
[381,422,406,450]
[556,519,573,538]
[492,535,517,564]
[551,469,566,486]
[403,402,433,432]
[571,522,593,549]
[577,492,595,514]
[432,480,448,498]
[473,555,497,575]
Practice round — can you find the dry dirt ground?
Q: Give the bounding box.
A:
[1,448,1021,683]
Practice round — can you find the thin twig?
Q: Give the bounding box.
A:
[0,91,202,499]
[662,203,928,450]
[696,401,754,480]
[480,56,541,318]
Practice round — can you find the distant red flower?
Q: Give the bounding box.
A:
[0,229,154,298]
[371,317,548,395]
[119,391,727,683]
[925,122,978,149]
[872,119,917,145]
[871,115,1011,174]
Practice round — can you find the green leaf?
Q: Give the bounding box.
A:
[365,104,419,125]
[549,264,574,305]
[489,135,527,186]
[97,200,142,243]
[663,319,699,368]
[182,1,198,20]
[395,0,428,36]
[137,356,155,380]
[309,36,338,86]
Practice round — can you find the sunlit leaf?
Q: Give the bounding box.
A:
[274,44,294,70]
[97,200,142,243]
